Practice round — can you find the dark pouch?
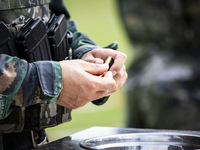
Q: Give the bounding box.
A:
[0,21,18,56]
[15,18,55,130]
[16,18,52,62]
[47,14,73,125]
[47,14,69,61]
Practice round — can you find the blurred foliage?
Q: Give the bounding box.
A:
[46,0,132,142]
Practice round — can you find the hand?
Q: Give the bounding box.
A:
[81,48,127,74]
[57,59,117,109]
[81,48,128,95]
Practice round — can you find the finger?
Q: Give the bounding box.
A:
[106,66,127,95]
[116,65,127,82]
[95,58,104,64]
[92,90,108,101]
[92,49,127,73]
[81,51,104,64]
[113,65,126,80]
[95,71,116,91]
[109,52,127,73]
[84,57,104,64]
[103,70,113,78]
[84,62,109,75]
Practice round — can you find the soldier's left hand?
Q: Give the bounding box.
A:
[81,48,128,95]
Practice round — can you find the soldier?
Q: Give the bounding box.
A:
[0,0,127,149]
[118,0,200,130]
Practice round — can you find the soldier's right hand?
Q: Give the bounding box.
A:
[57,59,116,109]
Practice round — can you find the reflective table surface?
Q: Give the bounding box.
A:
[35,126,200,150]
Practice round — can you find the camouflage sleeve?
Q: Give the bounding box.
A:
[0,54,62,119]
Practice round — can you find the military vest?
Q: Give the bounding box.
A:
[0,0,72,133]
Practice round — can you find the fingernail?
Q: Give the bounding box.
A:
[111,71,117,76]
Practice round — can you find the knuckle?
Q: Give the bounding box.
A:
[85,82,97,91]
[123,53,127,60]
[82,96,91,103]
[121,66,128,79]
[119,71,124,78]
[68,103,77,109]
[80,94,91,102]
[119,52,127,60]
[123,65,127,71]
[113,88,118,93]
[72,102,84,109]
[125,72,128,80]
[72,106,78,109]
[111,83,118,92]
[94,64,101,69]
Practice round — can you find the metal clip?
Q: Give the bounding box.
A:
[31,131,47,148]
[69,48,72,60]
[31,131,38,148]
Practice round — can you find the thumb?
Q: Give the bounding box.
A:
[85,63,109,75]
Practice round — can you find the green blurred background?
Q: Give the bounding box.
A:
[46,0,132,142]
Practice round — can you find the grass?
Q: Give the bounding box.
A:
[46,0,132,142]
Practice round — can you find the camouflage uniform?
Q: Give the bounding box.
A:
[118,0,200,130]
[0,0,116,149]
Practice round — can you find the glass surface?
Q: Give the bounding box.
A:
[79,132,200,150]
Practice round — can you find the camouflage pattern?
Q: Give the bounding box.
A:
[0,4,51,25]
[0,54,64,132]
[0,0,51,10]
[118,0,200,130]
[0,0,105,134]
[0,0,69,133]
